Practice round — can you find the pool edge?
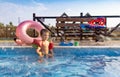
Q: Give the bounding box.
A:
[0,46,120,48]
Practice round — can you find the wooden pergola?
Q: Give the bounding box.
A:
[33,12,120,41]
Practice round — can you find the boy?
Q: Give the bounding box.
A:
[35,29,53,62]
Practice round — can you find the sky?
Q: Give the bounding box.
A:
[0,0,120,27]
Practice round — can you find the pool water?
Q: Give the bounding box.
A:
[0,47,120,77]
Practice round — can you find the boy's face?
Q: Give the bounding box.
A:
[41,32,49,41]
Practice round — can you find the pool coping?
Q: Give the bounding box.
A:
[55,46,120,48]
[0,46,120,48]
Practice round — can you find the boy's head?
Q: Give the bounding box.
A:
[40,29,49,41]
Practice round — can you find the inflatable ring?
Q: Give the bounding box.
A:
[16,20,44,44]
[88,19,95,26]
[88,17,106,26]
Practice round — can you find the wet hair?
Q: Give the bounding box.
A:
[40,29,49,35]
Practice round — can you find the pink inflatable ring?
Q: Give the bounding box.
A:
[16,20,44,44]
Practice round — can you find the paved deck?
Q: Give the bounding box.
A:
[0,40,120,46]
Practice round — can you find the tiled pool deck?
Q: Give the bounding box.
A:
[0,40,120,48]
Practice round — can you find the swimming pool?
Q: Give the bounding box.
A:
[0,46,120,77]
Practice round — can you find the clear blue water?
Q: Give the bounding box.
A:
[0,47,120,77]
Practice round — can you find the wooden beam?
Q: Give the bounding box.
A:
[56,18,93,22]
[34,15,120,19]
[56,23,80,27]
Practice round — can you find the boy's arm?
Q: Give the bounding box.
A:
[49,49,54,57]
[36,47,44,57]
[36,47,40,53]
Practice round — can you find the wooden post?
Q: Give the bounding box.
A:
[80,12,83,40]
[80,12,83,24]
[80,27,82,40]
[33,13,36,21]
[33,13,36,37]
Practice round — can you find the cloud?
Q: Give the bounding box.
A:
[0,0,120,27]
[0,1,47,25]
